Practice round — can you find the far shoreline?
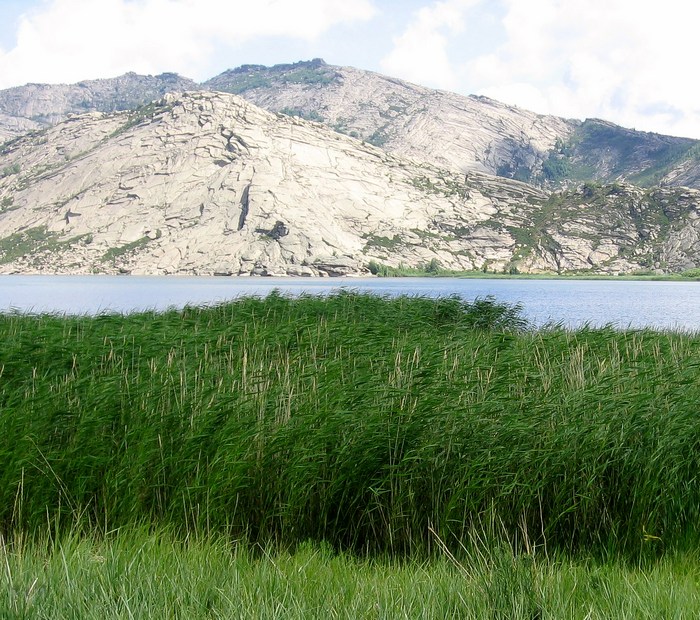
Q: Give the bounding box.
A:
[1,270,699,282]
[376,271,700,282]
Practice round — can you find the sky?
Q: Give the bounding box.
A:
[1,0,699,139]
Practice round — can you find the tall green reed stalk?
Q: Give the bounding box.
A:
[0,292,699,558]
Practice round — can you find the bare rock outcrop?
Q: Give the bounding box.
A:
[1,91,700,276]
[0,91,539,275]
[4,61,699,193]
[205,61,700,190]
[0,72,197,142]
[205,61,573,181]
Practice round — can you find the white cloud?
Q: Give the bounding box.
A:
[3,0,700,139]
[380,0,482,90]
[0,0,377,88]
[467,0,700,138]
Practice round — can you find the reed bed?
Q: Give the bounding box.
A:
[1,291,699,558]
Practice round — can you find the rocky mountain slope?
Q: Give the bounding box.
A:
[204,60,574,182]
[1,91,700,276]
[0,72,197,143]
[3,60,699,190]
[206,60,700,189]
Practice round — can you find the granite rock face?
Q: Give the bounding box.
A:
[5,60,699,191]
[206,60,700,190]
[205,61,574,181]
[0,72,197,142]
[1,91,700,276]
[0,91,538,275]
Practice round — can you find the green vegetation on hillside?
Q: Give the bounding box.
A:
[367,128,390,147]
[0,226,89,265]
[494,181,700,273]
[110,99,175,137]
[281,66,336,86]
[207,60,338,95]
[0,195,14,212]
[541,120,699,187]
[1,163,21,178]
[279,107,325,122]
[0,226,52,263]
[220,73,272,94]
[100,235,152,263]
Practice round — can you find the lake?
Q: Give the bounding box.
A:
[1,275,699,330]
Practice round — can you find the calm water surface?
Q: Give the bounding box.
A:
[1,275,699,330]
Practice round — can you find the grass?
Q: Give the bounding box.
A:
[1,292,700,557]
[3,291,700,613]
[100,236,151,263]
[2,528,700,618]
[0,227,91,265]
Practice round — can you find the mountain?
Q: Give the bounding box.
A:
[2,60,700,190]
[0,72,197,143]
[204,59,573,182]
[204,60,700,190]
[1,90,700,276]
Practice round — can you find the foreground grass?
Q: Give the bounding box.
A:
[2,528,699,619]
[1,292,700,559]
[3,292,700,615]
